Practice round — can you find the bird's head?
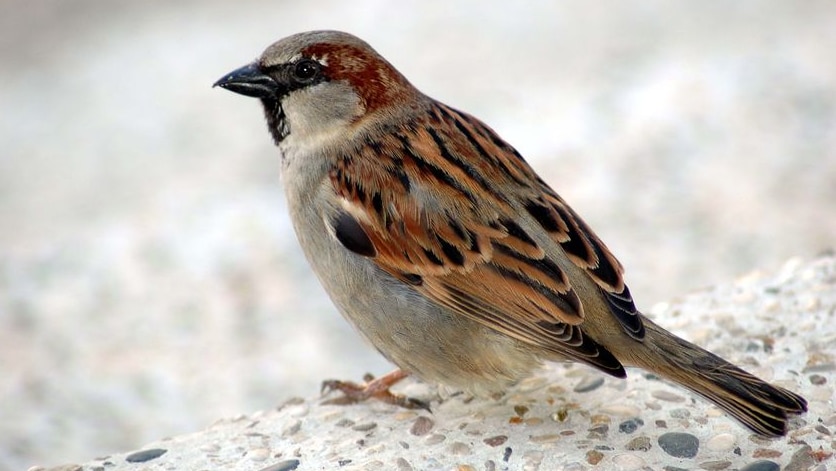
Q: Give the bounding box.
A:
[214,30,418,146]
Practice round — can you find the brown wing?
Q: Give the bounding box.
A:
[329,102,642,376]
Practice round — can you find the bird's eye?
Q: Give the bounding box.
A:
[293,59,321,82]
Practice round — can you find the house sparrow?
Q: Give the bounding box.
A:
[214,30,807,437]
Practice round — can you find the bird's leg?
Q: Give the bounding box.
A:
[321,369,431,411]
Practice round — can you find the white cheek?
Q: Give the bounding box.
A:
[281,81,363,145]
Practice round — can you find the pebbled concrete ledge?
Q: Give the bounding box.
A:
[32,256,836,471]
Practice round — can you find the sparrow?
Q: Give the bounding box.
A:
[214,30,807,437]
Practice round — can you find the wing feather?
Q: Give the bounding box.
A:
[328,101,644,375]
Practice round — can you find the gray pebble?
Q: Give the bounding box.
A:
[258,460,301,471]
[125,449,166,463]
[587,424,609,439]
[624,436,652,452]
[395,457,413,471]
[410,416,434,436]
[651,390,686,402]
[573,376,605,393]
[352,422,377,432]
[699,460,732,470]
[669,408,690,419]
[424,433,446,445]
[448,441,471,455]
[657,432,699,458]
[282,419,302,437]
[739,460,779,471]
[810,374,827,385]
[785,445,815,471]
[618,417,644,434]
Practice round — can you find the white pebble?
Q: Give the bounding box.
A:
[705,433,736,451]
[248,447,270,461]
[599,404,641,417]
[611,453,646,470]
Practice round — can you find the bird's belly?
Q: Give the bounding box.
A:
[290,207,541,393]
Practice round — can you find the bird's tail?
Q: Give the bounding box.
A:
[631,318,807,437]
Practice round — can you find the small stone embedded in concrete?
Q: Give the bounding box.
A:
[410,416,434,436]
[705,433,736,452]
[611,453,646,470]
[334,418,355,427]
[393,411,418,421]
[258,460,301,471]
[281,419,302,437]
[814,424,831,435]
[529,433,561,444]
[585,450,604,465]
[810,374,827,385]
[395,457,413,471]
[752,448,782,459]
[669,408,690,419]
[552,407,569,422]
[125,448,167,463]
[573,376,605,393]
[503,447,512,462]
[651,390,686,402]
[424,433,446,445]
[590,414,611,425]
[448,441,472,455]
[618,417,644,434]
[739,460,780,471]
[30,466,81,471]
[522,449,544,467]
[483,435,508,447]
[784,445,815,471]
[657,432,699,458]
[352,422,377,432]
[699,460,732,470]
[587,424,609,439]
[248,447,270,461]
[624,436,652,452]
[599,404,641,417]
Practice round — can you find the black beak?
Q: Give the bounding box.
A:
[213,63,279,99]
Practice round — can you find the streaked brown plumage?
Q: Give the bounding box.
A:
[215,30,807,436]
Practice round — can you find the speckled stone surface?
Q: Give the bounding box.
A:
[31,256,836,470]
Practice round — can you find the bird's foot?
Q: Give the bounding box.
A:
[321,369,431,412]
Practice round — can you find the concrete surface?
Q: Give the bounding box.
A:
[31,256,836,470]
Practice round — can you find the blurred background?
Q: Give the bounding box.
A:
[1,1,834,468]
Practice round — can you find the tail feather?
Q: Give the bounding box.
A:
[635,319,807,437]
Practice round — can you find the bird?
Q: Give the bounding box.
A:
[214,30,807,437]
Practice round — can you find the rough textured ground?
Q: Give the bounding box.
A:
[2,1,835,469]
[32,255,836,470]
